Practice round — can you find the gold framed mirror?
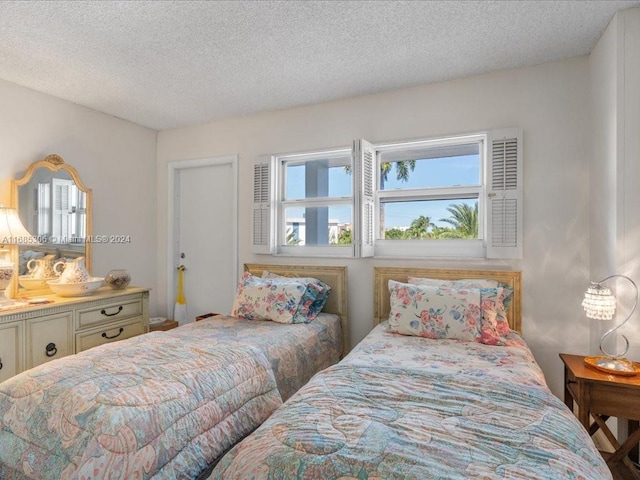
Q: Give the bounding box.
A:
[11,154,92,297]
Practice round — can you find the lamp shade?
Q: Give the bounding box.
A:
[0,206,37,245]
[582,283,617,320]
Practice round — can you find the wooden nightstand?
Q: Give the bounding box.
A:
[561,353,640,478]
[149,319,179,332]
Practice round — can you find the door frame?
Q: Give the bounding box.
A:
[167,155,238,316]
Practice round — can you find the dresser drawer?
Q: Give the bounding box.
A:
[26,312,72,369]
[0,321,23,383]
[76,297,143,330]
[75,317,145,352]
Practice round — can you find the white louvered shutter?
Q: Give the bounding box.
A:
[252,156,273,254]
[52,178,72,240]
[353,139,375,257]
[486,128,523,259]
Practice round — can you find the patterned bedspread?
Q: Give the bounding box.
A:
[173,313,342,401]
[211,323,612,480]
[0,332,283,480]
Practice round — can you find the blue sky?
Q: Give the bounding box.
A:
[286,154,479,228]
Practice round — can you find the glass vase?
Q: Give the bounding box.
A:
[105,269,131,290]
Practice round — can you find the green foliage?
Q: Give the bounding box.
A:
[382,202,478,240]
[336,228,352,245]
[439,202,478,238]
[384,227,405,239]
[405,215,434,239]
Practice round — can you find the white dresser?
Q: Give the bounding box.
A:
[0,287,149,382]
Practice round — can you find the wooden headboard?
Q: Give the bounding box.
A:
[373,267,522,333]
[244,264,349,357]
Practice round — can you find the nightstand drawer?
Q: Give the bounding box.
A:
[75,317,145,352]
[77,298,143,329]
[589,383,640,420]
[564,367,578,399]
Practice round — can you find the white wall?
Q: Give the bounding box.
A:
[619,9,640,362]
[0,78,159,310]
[157,56,592,397]
[590,8,640,361]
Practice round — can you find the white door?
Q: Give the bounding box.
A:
[169,156,238,324]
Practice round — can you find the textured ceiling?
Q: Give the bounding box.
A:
[0,0,638,130]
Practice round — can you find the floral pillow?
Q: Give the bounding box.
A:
[388,280,482,341]
[408,276,513,339]
[231,272,308,324]
[262,271,332,323]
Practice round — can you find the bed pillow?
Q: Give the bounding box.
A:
[388,280,482,341]
[477,287,510,345]
[408,276,513,337]
[231,271,308,324]
[262,271,331,322]
[496,286,514,335]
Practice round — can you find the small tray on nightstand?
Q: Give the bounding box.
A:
[584,356,640,376]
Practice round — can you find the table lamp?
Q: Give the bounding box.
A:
[582,274,638,375]
[0,205,38,306]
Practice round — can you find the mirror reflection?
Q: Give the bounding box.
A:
[18,169,87,247]
[12,154,92,295]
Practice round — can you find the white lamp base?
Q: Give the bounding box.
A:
[0,262,14,307]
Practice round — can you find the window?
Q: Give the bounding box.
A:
[373,135,484,258]
[253,128,522,259]
[278,148,355,257]
[32,178,87,244]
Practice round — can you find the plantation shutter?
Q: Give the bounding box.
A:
[353,139,375,258]
[52,178,72,240]
[486,128,523,259]
[252,155,273,254]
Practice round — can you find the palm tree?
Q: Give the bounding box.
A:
[440,202,478,238]
[380,160,416,186]
[347,159,416,237]
[406,215,434,239]
[344,159,416,186]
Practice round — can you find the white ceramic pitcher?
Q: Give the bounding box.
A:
[26,254,57,279]
[54,256,90,284]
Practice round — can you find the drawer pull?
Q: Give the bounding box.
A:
[45,343,58,357]
[0,357,3,370]
[102,327,124,340]
[101,306,123,317]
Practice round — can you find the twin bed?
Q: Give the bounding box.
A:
[0,265,611,479]
[211,267,610,479]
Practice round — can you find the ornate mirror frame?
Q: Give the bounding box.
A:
[10,154,93,297]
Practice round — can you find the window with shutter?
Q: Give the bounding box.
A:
[372,134,485,258]
[255,127,522,259]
